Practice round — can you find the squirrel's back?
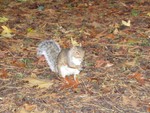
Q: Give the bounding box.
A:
[37,40,61,72]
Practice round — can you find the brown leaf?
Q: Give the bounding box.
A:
[128,73,145,84]
[24,103,37,112]
[147,106,150,112]
[10,43,24,53]
[12,59,26,68]
[0,68,8,79]
[95,60,106,68]
[102,86,111,93]
[105,33,115,39]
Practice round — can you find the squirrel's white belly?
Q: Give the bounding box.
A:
[60,65,80,78]
[72,57,82,65]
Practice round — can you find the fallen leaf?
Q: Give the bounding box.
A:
[26,30,44,39]
[125,60,136,67]
[95,60,106,68]
[102,86,111,93]
[1,26,14,38]
[122,20,131,27]
[113,28,119,35]
[12,59,26,68]
[0,16,8,23]
[0,69,8,79]
[24,103,37,112]
[105,62,114,68]
[30,72,37,78]
[16,105,46,113]
[23,77,53,89]
[16,107,28,113]
[10,43,24,53]
[27,28,34,33]
[105,33,115,39]
[71,37,80,46]
[147,106,150,112]
[128,73,145,84]
[147,12,150,16]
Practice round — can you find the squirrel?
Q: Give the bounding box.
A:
[37,40,85,83]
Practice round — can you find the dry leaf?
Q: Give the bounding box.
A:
[27,30,44,39]
[105,33,115,39]
[105,62,114,68]
[1,25,14,38]
[16,104,45,113]
[23,77,53,89]
[95,60,106,68]
[102,86,111,93]
[0,69,8,78]
[10,43,23,53]
[113,28,119,35]
[122,20,131,27]
[147,12,150,16]
[147,106,150,112]
[0,16,8,23]
[24,103,37,112]
[16,107,28,113]
[125,60,136,67]
[71,37,80,46]
[12,60,26,68]
[128,73,145,84]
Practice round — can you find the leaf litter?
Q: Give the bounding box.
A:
[0,0,150,113]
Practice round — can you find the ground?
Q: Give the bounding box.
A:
[0,0,150,113]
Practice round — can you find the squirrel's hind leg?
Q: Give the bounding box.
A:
[73,75,80,88]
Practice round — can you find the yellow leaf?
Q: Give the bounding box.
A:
[1,26,12,33]
[0,16,8,23]
[71,37,80,46]
[122,20,131,27]
[23,77,53,89]
[1,26,14,38]
[147,12,150,16]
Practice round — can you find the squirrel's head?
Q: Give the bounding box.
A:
[69,46,85,60]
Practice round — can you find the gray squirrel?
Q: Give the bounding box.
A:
[37,40,85,82]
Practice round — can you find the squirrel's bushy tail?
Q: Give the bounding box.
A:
[37,40,61,72]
